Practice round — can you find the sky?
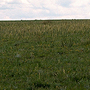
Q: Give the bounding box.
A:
[0,0,90,20]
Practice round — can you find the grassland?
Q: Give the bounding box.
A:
[0,20,90,90]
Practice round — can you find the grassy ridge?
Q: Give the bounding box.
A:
[0,20,90,90]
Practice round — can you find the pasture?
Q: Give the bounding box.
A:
[0,20,90,90]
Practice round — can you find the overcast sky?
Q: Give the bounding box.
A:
[0,0,90,20]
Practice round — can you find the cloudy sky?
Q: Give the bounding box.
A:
[0,0,90,20]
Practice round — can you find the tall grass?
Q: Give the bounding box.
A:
[0,20,90,90]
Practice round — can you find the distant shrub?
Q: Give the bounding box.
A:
[42,20,52,25]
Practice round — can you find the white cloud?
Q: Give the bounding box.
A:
[21,0,29,4]
[0,0,90,20]
[71,0,90,7]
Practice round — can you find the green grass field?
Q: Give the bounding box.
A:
[0,20,90,90]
